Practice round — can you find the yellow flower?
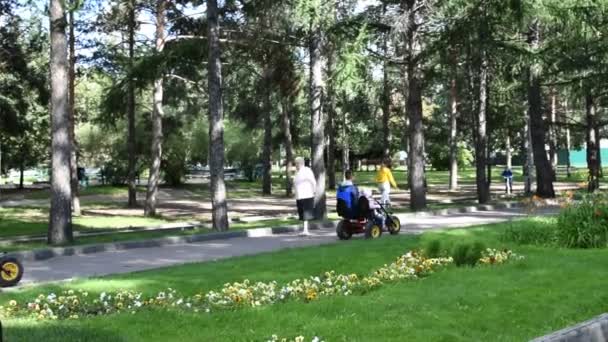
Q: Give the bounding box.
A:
[305,289,318,301]
[9,300,17,307]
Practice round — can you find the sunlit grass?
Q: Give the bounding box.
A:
[2,218,607,341]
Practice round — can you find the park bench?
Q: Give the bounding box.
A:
[186,167,241,181]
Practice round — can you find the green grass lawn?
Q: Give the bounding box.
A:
[0,185,143,201]
[2,218,607,341]
[0,207,173,239]
[0,211,304,252]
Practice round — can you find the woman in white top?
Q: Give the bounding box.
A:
[294,157,316,235]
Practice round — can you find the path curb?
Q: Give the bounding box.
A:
[5,221,336,262]
[7,202,525,262]
[0,221,203,245]
[530,313,608,342]
[402,201,524,217]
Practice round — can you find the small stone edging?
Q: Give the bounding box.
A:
[5,221,336,262]
[0,221,203,246]
[403,201,524,218]
[6,202,525,262]
[530,313,608,342]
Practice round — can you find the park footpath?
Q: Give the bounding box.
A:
[8,202,558,288]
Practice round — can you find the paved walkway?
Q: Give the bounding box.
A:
[13,207,555,287]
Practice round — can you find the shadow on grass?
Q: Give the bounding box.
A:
[3,321,127,342]
[0,216,47,238]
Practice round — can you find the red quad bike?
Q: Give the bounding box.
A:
[336,199,401,240]
[0,253,24,287]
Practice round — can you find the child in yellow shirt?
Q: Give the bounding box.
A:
[375,159,398,206]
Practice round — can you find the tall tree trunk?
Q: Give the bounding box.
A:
[523,114,535,195]
[49,0,73,245]
[207,0,229,230]
[282,99,294,197]
[144,0,166,216]
[563,99,572,178]
[465,37,479,192]
[310,24,326,219]
[506,133,512,170]
[448,53,459,191]
[382,4,391,161]
[327,106,336,190]
[127,0,137,207]
[404,0,426,211]
[342,101,350,180]
[261,73,272,195]
[327,48,337,190]
[0,139,2,196]
[586,94,600,192]
[487,131,492,188]
[19,155,24,189]
[404,104,410,190]
[68,7,80,216]
[548,90,558,181]
[595,124,603,178]
[407,75,426,211]
[475,46,490,204]
[565,126,572,178]
[407,75,426,210]
[527,20,555,198]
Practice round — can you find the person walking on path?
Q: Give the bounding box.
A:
[502,167,514,194]
[376,159,398,206]
[294,157,316,235]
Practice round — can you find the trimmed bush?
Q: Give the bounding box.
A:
[424,239,442,258]
[452,242,485,267]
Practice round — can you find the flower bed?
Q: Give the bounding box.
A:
[479,248,524,265]
[0,249,522,322]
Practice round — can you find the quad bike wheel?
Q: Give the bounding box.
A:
[336,221,352,240]
[0,257,24,288]
[387,216,401,235]
[365,222,382,239]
